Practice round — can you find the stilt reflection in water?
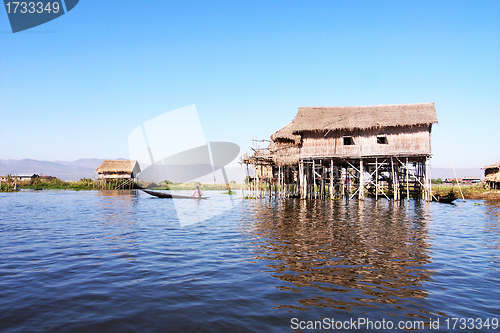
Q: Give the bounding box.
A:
[244,198,434,314]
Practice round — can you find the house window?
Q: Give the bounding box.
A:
[377,135,388,144]
[343,136,355,145]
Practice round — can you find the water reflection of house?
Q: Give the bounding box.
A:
[247,200,433,313]
[95,160,141,189]
[482,162,500,190]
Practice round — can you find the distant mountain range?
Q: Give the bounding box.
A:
[430,168,483,180]
[0,159,485,182]
[0,159,105,181]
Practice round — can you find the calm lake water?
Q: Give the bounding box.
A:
[1,190,499,332]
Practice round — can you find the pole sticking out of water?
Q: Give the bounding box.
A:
[451,160,465,202]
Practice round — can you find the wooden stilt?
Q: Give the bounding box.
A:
[375,158,379,200]
[278,166,281,199]
[312,159,316,199]
[330,160,334,200]
[427,157,432,201]
[346,166,350,203]
[391,157,397,200]
[320,161,325,199]
[406,157,410,201]
[359,159,364,200]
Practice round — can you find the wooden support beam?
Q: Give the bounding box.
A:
[375,158,378,201]
[312,159,316,199]
[359,159,364,200]
[330,160,334,200]
[322,165,325,199]
[391,157,397,200]
[406,157,410,201]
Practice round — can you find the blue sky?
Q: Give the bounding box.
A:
[1,0,499,168]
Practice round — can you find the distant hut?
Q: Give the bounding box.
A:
[482,162,500,190]
[96,160,141,188]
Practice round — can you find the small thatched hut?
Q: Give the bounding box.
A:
[96,160,141,180]
[289,103,438,158]
[482,162,500,189]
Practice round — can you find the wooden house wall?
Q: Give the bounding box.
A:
[300,125,432,158]
[271,142,299,166]
[255,165,273,179]
[98,172,133,180]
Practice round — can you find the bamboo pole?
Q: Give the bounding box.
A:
[240,163,244,198]
[428,158,433,201]
[312,159,316,199]
[330,160,334,200]
[406,157,410,201]
[320,162,324,199]
[303,161,306,199]
[375,158,378,201]
[451,160,465,202]
[391,157,396,200]
[359,159,364,200]
[278,166,281,199]
[346,167,350,203]
[299,160,304,199]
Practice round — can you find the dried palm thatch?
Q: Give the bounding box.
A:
[268,141,299,166]
[96,160,141,176]
[482,162,500,182]
[267,121,301,166]
[482,162,500,170]
[290,103,437,134]
[270,121,301,145]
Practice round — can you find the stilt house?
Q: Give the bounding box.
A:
[482,162,500,190]
[244,103,438,201]
[96,160,141,181]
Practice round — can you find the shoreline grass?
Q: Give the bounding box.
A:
[3,177,499,200]
[0,177,248,192]
[431,183,500,200]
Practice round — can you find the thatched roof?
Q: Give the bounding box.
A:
[268,141,300,166]
[482,162,500,183]
[482,162,500,170]
[96,160,141,174]
[270,121,301,144]
[290,103,437,133]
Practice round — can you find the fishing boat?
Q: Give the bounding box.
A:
[432,194,457,203]
[140,189,208,199]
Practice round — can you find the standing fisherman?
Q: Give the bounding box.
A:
[192,185,203,198]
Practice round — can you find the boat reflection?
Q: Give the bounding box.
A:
[245,199,434,312]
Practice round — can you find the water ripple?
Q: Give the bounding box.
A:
[0,191,499,332]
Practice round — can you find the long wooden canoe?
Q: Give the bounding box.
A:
[141,189,208,199]
[432,195,457,203]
